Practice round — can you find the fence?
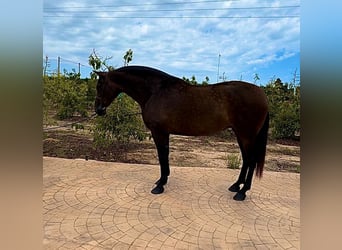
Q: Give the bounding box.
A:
[43,56,93,78]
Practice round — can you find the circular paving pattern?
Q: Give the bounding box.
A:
[43,157,300,249]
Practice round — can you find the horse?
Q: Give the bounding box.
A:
[94,66,269,201]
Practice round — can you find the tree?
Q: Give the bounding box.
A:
[182,75,210,85]
[262,78,300,139]
[88,49,148,144]
[123,49,133,66]
[202,76,210,85]
[253,73,260,84]
[92,94,147,145]
[43,70,90,120]
[88,49,114,79]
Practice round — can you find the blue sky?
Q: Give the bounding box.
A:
[43,0,300,85]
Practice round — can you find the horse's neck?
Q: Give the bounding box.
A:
[114,74,153,107]
[112,71,186,106]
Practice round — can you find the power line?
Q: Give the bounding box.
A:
[60,57,89,67]
[43,0,238,9]
[44,2,299,19]
[44,5,300,13]
[44,15,300,19]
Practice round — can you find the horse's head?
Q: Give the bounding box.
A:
[94,71,121,116]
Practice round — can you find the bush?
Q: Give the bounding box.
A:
[43,72,96,120]
[89,49,150,145]
[272,101,300,139]
[262,78,300,139]
[227,153,241,169]
[55,79,88,119]
[92,94,148,146]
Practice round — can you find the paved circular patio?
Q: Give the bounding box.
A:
[43,157,300,249]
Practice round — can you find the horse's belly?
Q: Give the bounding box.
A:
[144,91,231,136]
[168,112,230,136]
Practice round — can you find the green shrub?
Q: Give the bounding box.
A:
[262,78,300,139]
[55,79,88,119]
[89,49,149,145]
[43,72,95,120]
[92,94,148,146]
[272,101,300,139]
[227,153,241,169]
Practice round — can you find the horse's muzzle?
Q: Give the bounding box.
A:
[95,106,106,116]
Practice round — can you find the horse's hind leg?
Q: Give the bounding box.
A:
[151,130,170,194]
[228,156,254,201]
[234,162,256,200]
[235,146,257,201]
[228,160,248,192]
[229,133,256,201]
[232,163,255,201]
[228,135,248,193]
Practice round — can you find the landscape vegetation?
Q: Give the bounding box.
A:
[43,50,300,173]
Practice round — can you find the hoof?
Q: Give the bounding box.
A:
[228,183,240,193]
[233,192,246,201]
[151,185,164,194]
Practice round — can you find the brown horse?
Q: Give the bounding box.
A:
[94,66,269,201]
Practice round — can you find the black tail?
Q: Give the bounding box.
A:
[255,113,269,178]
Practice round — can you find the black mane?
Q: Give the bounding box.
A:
[115,66,173,78]
[115,66,185,87]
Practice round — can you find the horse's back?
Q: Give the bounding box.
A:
[216,81,266,99]
[143,80,267,136]
[217,81,268,108]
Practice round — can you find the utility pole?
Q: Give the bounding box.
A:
[57,56,61,78]
[217,54,221,83]
[292,68,298,85]
[219,72,226,82]
[43,56,49,77]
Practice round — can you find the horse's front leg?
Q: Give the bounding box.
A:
[151,130,170,194]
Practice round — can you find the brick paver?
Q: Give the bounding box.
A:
[43,157,300,249]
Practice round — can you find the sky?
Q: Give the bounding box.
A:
[43,0,300,85]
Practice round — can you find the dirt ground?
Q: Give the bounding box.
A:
[43,128,300,173]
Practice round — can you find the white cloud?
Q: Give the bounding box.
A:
[43,0,300,83]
